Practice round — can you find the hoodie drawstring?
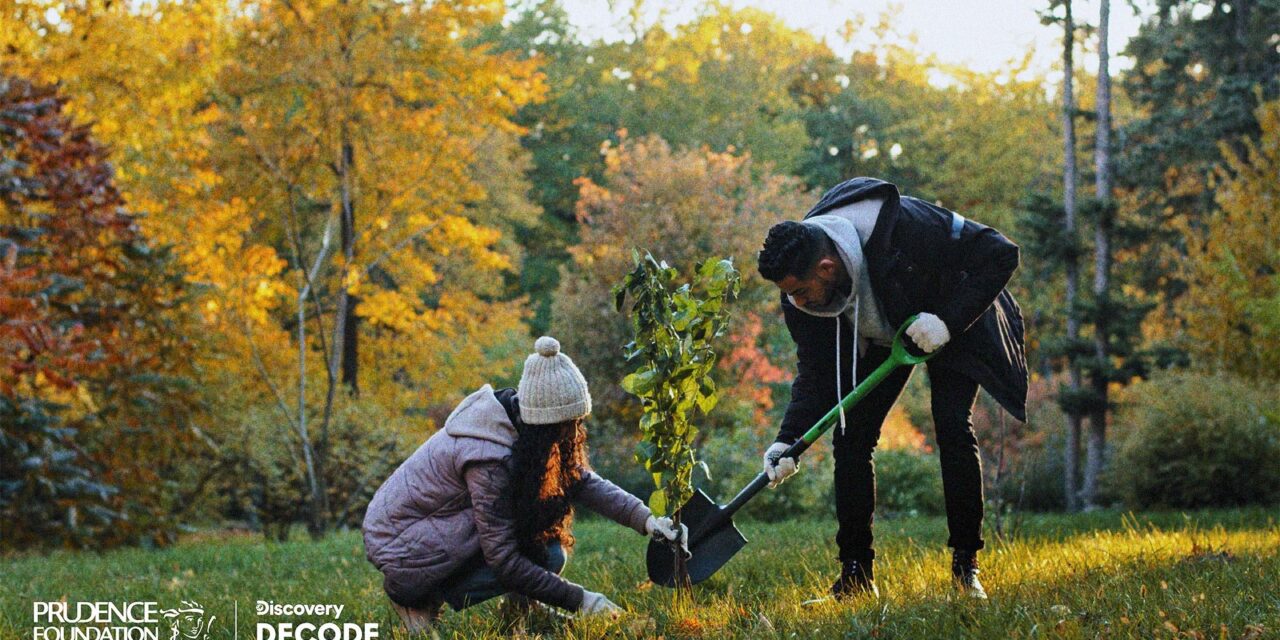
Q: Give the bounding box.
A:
[836,296,860,436]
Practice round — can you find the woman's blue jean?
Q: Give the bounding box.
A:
[438,543,566,610]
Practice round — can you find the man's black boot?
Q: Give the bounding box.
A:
[951,549,988,600]
[831,558,879,600]
[801,558,878,606]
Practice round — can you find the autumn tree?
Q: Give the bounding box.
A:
[1082,0,1114,508]
[551,136,804,487]
[485,2,833,332]
[1178,98,1280,379]
[1119,0,1280,326]
[0,75,196,549]
[202,0,545,537]
[1028,0,1089,512]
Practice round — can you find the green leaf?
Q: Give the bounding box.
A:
[648,489,667,517]
[613,282,627,313]
[696,390,719,414]
[634,440,657,464]
[620,369,659,396]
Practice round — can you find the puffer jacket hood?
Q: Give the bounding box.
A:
[443,384,517,447]
[362,385,516,587]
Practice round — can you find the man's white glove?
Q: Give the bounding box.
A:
[763,442,798,488]
[579,590,622,617]
[905,313,951,353]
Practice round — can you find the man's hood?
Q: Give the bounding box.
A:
[803,177,900,221]
[443,384,517,447]
[792,214,864,318]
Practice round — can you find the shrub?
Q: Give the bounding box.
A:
[1108,370,1280,509]
[696,425,837,522]
[872,450,945,517]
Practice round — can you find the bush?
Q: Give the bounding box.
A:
[697,426,837,522]
[872,450,945,517]
[1108,371,1280,509]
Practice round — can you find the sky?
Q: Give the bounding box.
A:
[558,0,1149,76]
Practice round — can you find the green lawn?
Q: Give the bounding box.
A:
[2,509,1277,639]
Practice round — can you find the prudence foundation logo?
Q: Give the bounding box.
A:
[32,600,214,640]
[32,598,379,640]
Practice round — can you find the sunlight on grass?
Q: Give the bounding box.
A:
[2,510,1276,639]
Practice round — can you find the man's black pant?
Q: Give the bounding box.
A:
[830,343,984,563]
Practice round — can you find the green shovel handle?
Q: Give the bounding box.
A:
[782,314,935,459]
[718,315,936,519]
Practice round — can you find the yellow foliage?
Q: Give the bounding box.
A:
[1178,98,1280,379]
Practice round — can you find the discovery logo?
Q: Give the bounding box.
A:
[254,600,377,640]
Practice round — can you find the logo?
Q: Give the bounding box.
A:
[160,601,215,640]
[33,598,379,640]
[32,600,214,640]
[255,600,377,640]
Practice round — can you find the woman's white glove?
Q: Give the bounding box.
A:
[645,515,690,558]
[646,515,688,545]
[905,313,950,353]
[763,442,798,488]
[579,590,622,617]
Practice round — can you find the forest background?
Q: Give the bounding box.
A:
[2,0,1278,551]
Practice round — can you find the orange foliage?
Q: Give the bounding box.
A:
[718,312,789,424]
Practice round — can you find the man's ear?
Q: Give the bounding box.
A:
[815,255,840,279]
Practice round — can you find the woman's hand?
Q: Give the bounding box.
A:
[645,515,687,544]
[580,590,622,617]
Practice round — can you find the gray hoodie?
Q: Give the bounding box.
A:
[789,199,898,434]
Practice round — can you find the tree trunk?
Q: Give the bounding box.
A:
[300,276,328,539]
[1083,0,1113,509]
[339,139,360,396]
[1060,0,1084,513]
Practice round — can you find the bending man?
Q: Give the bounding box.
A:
[756,177,1027,601]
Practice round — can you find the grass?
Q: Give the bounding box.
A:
[2,509,1277,639]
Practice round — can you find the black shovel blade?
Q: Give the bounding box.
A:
[645,489,749,587]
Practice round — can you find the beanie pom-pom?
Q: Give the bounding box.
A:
[534,336,561,357]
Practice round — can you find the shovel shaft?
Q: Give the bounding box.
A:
[787,315,935,457]
[712,320,935,526]
[650,318,937,588]
[720,472,772,520]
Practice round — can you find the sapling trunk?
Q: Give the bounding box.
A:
[672,510,692,597]
[615,252,739,597]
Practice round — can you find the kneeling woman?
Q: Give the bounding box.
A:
[363,337,683,629]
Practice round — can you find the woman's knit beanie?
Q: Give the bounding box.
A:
[517,336,592,425]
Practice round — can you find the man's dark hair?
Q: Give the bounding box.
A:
[757,221,833,282]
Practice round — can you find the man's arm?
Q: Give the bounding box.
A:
[933,220,1020,337]
[776,294,845,445]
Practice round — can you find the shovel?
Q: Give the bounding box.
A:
[646,315,936,587]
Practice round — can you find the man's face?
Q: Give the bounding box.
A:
[776,256,842,310]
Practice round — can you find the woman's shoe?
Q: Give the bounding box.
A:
[390,599,441,634]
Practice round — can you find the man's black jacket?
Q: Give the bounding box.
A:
[775,178,1028,445]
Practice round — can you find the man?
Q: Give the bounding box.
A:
[756,177,1027,601]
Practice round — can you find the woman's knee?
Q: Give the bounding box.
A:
[545,542,567,575]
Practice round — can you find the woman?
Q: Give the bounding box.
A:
[362,336,684,631]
